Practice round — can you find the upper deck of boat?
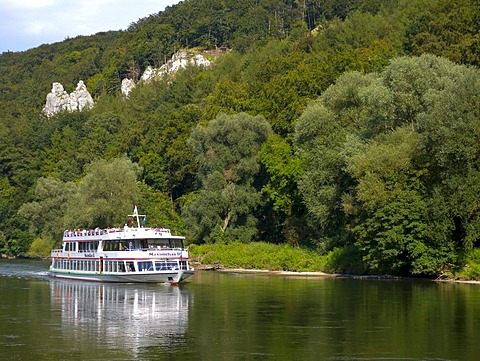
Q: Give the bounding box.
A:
[62,226,185,242]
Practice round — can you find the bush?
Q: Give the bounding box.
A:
[189,241,328,272]
[323,246,366,274]
[27,238,53,258]
[453,249,480,280]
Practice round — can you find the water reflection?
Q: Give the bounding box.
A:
[3,261,480,360]
[49,280,191,357]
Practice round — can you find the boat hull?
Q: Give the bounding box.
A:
[48,269,194,284]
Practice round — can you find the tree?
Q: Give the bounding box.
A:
[18,177,76,242]
[183,112,271,243]
[406,0,480,67]
[64,156,142,228]
[136,182,185,234]
[294,71,388,249]
[258,133,308,245]
[260,134,302,217]
[344,127,451,275]
[295,54,478,275]
[417,61,480,252]
[80,112,121,163]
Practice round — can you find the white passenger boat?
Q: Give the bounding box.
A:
[49,207,194,285]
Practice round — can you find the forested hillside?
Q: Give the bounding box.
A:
[1,0,480,277]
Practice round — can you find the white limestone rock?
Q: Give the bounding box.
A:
[43,82,70,118]
[141,65,158,83]
[121,78,135,97]
[121,51,212,96]
[69,80,94,112]
[43,80,94,118]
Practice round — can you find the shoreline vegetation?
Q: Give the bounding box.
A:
[3,242,480,284]
[188,242,480,285]
[2,2,480,283]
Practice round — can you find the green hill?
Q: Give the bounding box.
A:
[1,0,480,278]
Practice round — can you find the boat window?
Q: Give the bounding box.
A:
[64,242,77,252]
[148,239,171,248]
[104,241,112,251]
[119,262,126,273]
[147,238,184,249]
[155,261,167,270]
[138,261,153,271]
[126,240,146,250]
[103,240,126,251]
[154,260,178,270]
[126,261,135,272]
[78,241,98,252]
[104,261,120,273]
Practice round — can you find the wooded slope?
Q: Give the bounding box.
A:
[1,0,479,277]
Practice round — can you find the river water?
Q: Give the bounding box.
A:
[1,259,480,360]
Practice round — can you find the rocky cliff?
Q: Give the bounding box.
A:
[42,50,214,115]
[121,50,212,96]
[42,80,94,118]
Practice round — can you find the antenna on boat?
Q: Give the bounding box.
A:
[128,205,146,228]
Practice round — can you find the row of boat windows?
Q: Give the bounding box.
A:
[62,239,183,252]
[51,259,189,272]
[103,240,148,251]
[53,259,99,272]
[64,242,99,252]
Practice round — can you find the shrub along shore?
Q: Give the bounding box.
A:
[189,242,328,273]
[188,242,480,283]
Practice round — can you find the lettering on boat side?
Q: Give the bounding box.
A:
[84,253,95,258]
[148,252,181,257]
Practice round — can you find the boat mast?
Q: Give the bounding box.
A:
[128,205,146,228]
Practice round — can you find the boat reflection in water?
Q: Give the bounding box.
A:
[50,279,191,357]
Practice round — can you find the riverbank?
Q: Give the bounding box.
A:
[193,263,480,285]
[189,242,480,284]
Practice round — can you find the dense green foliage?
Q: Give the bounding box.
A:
[1,0,480,279]
[296,55,480,276]
[184,112,271,243]
[190,241,327,272]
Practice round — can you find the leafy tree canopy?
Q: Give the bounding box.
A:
[296,54,480,275]
[184,112,271,243]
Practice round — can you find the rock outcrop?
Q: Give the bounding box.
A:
[121,50,211,96]
[42,50,214,114]
[121,78,135,97]
[43,80,94,118]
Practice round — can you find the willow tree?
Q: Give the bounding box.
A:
[63,156,142,228]
[18,177,77,242]
[183,112,271,243]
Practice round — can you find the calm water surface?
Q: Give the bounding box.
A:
[1,259,480,360]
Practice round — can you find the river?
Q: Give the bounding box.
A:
[1,259,479,360]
